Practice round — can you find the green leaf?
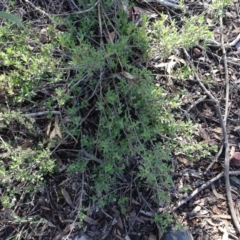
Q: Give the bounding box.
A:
[0,11,25,28]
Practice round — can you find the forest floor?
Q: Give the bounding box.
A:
[1,0,240,240]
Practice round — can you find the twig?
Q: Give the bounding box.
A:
[24,0,100,20]
[220,15,240,234]
[206,33,240,48]
[22,111,61,117]
[172,171,240,212]
[56,149,103,164]
[53,0,101,16]
[23,0,55,22]
[186,95,207,113]
[204,144,223,174]
[220,20,230,124]
[80,149,103,164]
[183,42,240,233]
[144,0,182,9]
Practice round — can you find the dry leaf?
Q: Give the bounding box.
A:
[46,121,52,137]
[61,115,71,125]
[40,28,49,43]
[54,116,62,139]
[176,155,189,165]
[131,198,140,205]
[82,214,98,225]
[78,236,89,240]
[154,62,168,68]
[148,234,157,240]
[193,47,201,56]
[117,216,123,230]
[166,59,177,74]
[46,220,56,228]
[230,152,240,166]
[120,71,136,80]
[212,127,223,134]
[21,140,33,149]
[168,55,186,64]
[125,235,131,240]
[40,206,51,211]
[107,31,116,43]
[221,226,228,240]
[61,188,73,207]
[50,117,62,139]
[50,127,57,139]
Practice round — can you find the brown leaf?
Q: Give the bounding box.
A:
[40,206,51,211]
[49,127,57,139]
[106,31,116,43]
[49,117,62,139]
[54,116,62,139]
[131,198,140,205]
[82,214,98,225]
[166,59,177,74]
[61,188,73,207]
[193,47,201,56]
[46,121,52,137]
[21,140,33,149]
[198,124,211,141]
[117,216,123,230]
[230,152,240,166]
[120,71,136,80]
[40,28,49,43]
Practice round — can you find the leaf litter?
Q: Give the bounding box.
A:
[1,0,240,240]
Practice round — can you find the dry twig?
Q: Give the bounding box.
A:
[144,0,181,9]
[220,15,240,234]
[22,111,61,117]
[182,33,240,233]
[172,171,240,212]
[53,0,101,16]
[24,0,101,19]
[206,33,240,48]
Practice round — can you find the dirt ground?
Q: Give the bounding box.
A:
[1,0,240,239]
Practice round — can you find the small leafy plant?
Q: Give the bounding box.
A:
[0,0,222,234]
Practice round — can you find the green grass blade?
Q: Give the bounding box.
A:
[0,11,25,28]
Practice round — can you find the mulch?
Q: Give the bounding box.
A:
[1,0,240,239]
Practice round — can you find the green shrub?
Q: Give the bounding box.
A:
[0,112,55,208]
[0,0,220,231]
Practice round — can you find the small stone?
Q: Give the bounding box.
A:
[40,28,49,43]
[193,48,201,56]
[161,229,193,240]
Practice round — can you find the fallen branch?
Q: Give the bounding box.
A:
[206,33,240,48]
[53,0,101,16]
[183,42,240,233]
[24,0,101,20]
[144,0,182,9]
[172,171,240,212]
[219,15,240,234]
[22,111,61,117]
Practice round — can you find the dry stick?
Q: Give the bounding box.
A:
[183,47,240,234]
[205,144,223,174]
[206,33,240,47]
[186,95,207,113]
[172,171,240,212]
[220,16,240,234]
[53,0,101,16]
[144,0,181,9]
[220,19,230,124]
[24,0,101,20]
[22,111,61,117]
[23,0,55,22]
